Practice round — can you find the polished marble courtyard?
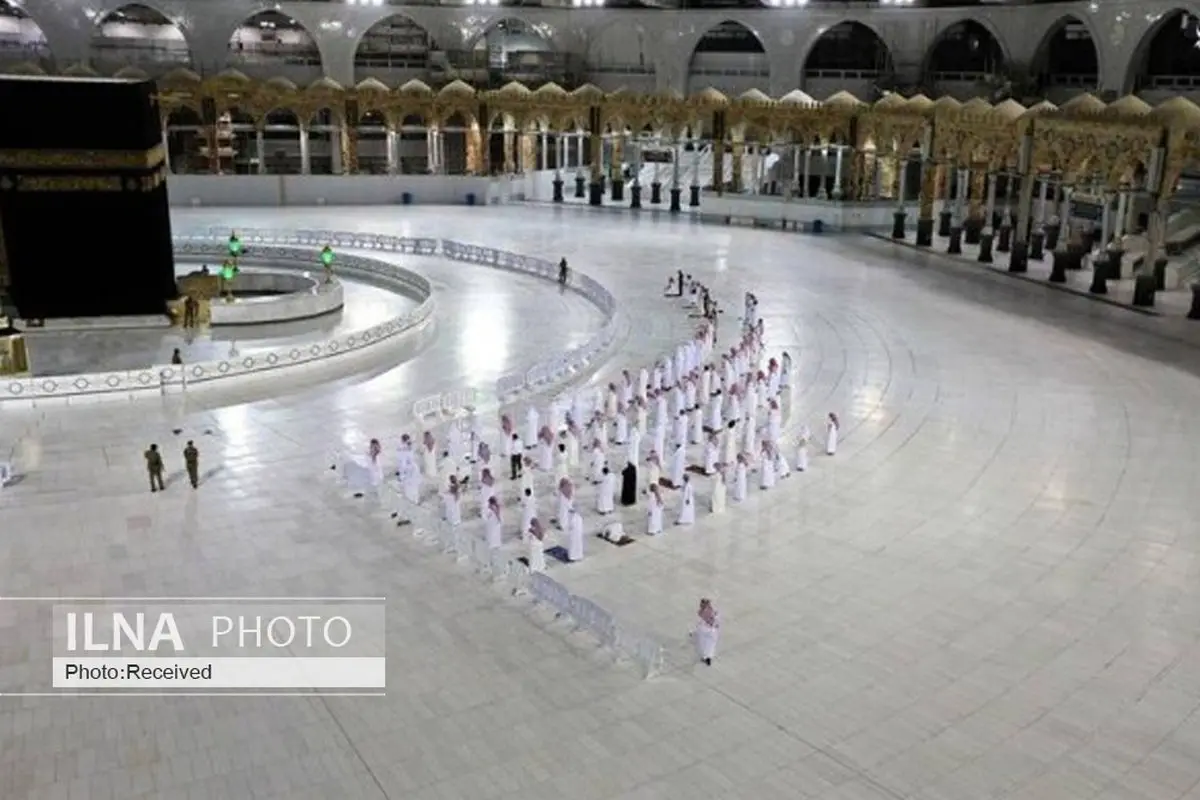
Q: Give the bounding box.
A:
[2,205,1200,800]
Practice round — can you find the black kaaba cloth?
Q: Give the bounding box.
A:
[0,76,176,319]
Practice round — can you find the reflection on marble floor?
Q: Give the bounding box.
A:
[2,206,1200,800]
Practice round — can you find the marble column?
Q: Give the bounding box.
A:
[629,140,642,209]
[299,128,311,175]
[690,141,702,206]
[892,155,907,240]
[384,130,397,174]
[1091,191,1115,293]
[997,174,1016,252]
[671,140,683,212]
[977,173,997,262]
[1049,187,1075,283]
[947,167,967,254]
[964,169,986,244]
[1030,177,1050,260]
[1008,134,1035,273]
[831,146,844,200]
[330,130,343,175]
[552,133,564,203]
[1108,190,1129,278]
[915,127,936,247]
[255,129,266,175]
[801,148,811,199]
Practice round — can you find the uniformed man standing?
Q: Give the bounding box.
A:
[183,441,199,489]
[144,444,165,493]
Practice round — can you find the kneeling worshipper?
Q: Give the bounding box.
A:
[826,412,840,455]
[567,506,585,562]
[759,442,777,490]
[596,466,615,514]
[527,518,547,573]
[676,474,696,526]
[733,454,748,503]
[520,487,537,539]
[484,496,503,549]
[646,485,665,536]
[694,598,720,666]
[556,477,574,529]
[710,466,727,514]
[621,461,638,507]
[795,425,811,472]
[443,476,463,526]
[344,439,385,498]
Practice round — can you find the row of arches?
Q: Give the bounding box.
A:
[6,2,1200,96]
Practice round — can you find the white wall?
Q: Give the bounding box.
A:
[0,17,46,44]
[96,22,186,42]
[169,174,493,206]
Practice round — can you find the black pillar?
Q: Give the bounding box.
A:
[650,182,662,204]
[916,217,934,247]
[1188,283,1200,318]
[1089,254,1108,294]
[669,187,682,213]
[630,184,641,209]
[611,179,625,202]
[1154,257,1168,290]
[552,179,564,203]
[574,175,585,198]
[938,209,952,237]
[997,224,1012,253]
[689,186,700,207]
[977,232,994,263]
[1133,274,1157,307]
[1030,231,1045,260]
[588,181,603,206]
[964,217,983,245]
[891,211,906,240]
[947,226,963,255]
[1049,251,1069,283]
[1044,223,1061,252]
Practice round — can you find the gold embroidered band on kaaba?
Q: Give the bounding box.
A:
[0,167,168,193]
[0,143,165,171]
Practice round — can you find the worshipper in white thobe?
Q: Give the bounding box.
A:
[567,507,585,562]
[774,442,791,479]
[637,366,649,400]
[556,478,573,529]
[527,518,547,573]
[621,370,634,406]
[626,424,642,466]
[596,466,615,514]
[694,599,720,666]
[676,474,696,526]
[733,454,748,502]
[652,420,667,462]
[673,410,688,447]
[826,412,840,455]
[421,431,437,479]
[745,380,759,423]
[701,365,713,401]
[646,486,665,535]
[475,441,493,483]
[703,434,719,476]
[614,409,628,445]
[668,442,686,489]
[554,442,570,483]
[741,416,757,458]
[767,400,782,445]
[566,422,582,468]
[396,435,420,503]
[708,391,724,432]
[589,439,606,484]
[723,421,739,467]
[605,384,618,418]
[684,376,697,412]
[655,390,669,430]
[344,438,385,496]
[710,467,727,514]
[446,424,464,464]
[520,487,537,540]
[759,442,777,490]
[525,407,539,450]
[780,351,792,390]
[689,405,704,445]
[795,425,811,471]
[478,469,496,518]
[520,456,536,494]
[443,476,463,526]
[537,431,554,472]
[635,397,649,436]
[484,496,503,549]
[728,388,742,425]
[437,450,458,492]
[672,383,686,417]
[645,451,662,492]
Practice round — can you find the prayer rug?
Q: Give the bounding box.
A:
[596,533,635,547]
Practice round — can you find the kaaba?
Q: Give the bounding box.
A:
[0,76,176,319]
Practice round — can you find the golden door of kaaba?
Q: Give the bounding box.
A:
[0,76,177,319]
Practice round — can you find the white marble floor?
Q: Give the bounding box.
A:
[2,206,1200,800]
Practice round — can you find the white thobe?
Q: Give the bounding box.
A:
[723,427,738,465]
[656,396,669,429]
[663,359,674,387]
[443,493,461,525]
[796,437,809,471]
[695,615,719,660]
[478,484,495,518]
[690,408,703,444]
[677,483,695,526]
[745,385,758,421]
[672,386,685,416]
[636,406,648,435]
[703,442,718,475]
[826,423,839,455]
[621,380,633,407]
[733,464,747,502]
[615,414,628,445]
[556,491,570,529]
[651,366,662,391]
[709,395,723,431]
[589,447,605,483]
[776,450,791,479]
[597,472,615,514]
[768,409,782,444]
[646,497,664,535]
[605,391,618,418]
[742,419,756,455]
[760,457,776,490]
[653,425,666,460]
[637,368,649,399]
[484,508,502,548]
[646,461,661,490]
[728,395,742,425]
[525,409,539,447]
[527,537,546,572]
[626,428,642,466]
[710,472,727,513]
[670,446,686,487]
[567,513,584,561]
[538,442,553,472]
[673,414,688,446]
[421,446,436,478]
[521,468,535,495]
[555,449,570,483]
[520,494,537,538]
[685,380,696,411]
[701,369,712,400]
[567,431,580,467]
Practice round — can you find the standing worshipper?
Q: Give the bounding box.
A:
[558,257,569,286]
[626,423,642,467]
[645,450,662,491]
[398,439,421,503]
[555,442,570,483]
[694,599,720,666]
[484,496,503,549]
[689,404,704,445]
[780,351,792,390]
[703,433,719,476]
[759,442,777,490]
[826,412,840,455]
[537,428,554,472]
[421,431,437,480]
[614,407,629,446]
[668,442,686,489]
[774,442,791,480]
[589,439,606,484]
[556,478,573,529]
[525,407,539,450]
[443,476,463,526]
[733,453,748,502]
[597,466,615,515]
[507,432,523,480]
[646,485,665,536]
[520,487,537,538]
[620,461,638,507]
[795,425,810,471]
[527,518,547,573]
[478,469,497,518]
[567,507,585,562]
[710,466,727,513]
[676,474,696,526]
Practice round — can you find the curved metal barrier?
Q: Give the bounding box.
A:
[2,238,436,404]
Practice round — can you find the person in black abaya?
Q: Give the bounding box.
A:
[620,461,638,506]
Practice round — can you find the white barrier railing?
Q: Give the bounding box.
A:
[389,484,665,679]
[2,238,436,403]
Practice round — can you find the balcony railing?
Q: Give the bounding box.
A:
[92,38,191,65]
[228,42,323,67]
[803,68,882,79]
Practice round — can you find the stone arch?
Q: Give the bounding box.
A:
[685,19,770,95]
[923,18,1008,79]
[1125,8,1200,94]
[0,0,52,66]
[464,15,556,52]
[1030,14,1100,92]
[463,15,561,86]
[227,9,325,72]
[90,3,192,71]
[802,20,893,77]
[352,13,437,80]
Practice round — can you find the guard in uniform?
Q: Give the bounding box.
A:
[144,444,165,493]
[183,441,199,489]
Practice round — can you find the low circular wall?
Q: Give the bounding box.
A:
[177,265,346,327]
